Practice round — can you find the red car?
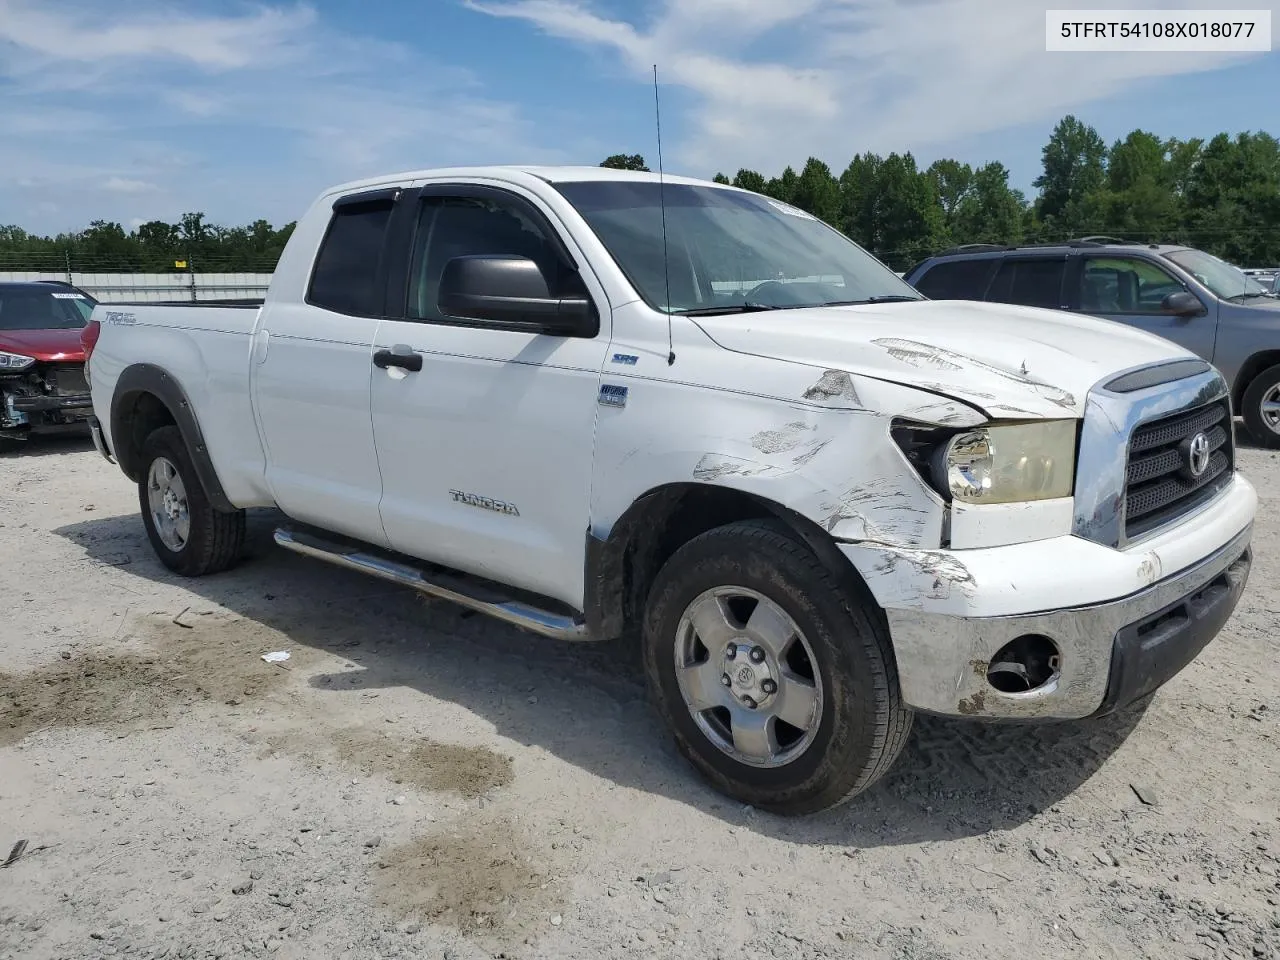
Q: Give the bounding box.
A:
[0,281,98,450]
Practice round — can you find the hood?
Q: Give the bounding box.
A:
[693,299,1193,419]
[0,327,86,363]
[1235,296,1280,313]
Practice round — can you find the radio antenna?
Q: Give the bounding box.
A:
[654,64,675,366]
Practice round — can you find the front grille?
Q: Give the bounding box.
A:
[47,364,89,396]
[1124,399,1234,539]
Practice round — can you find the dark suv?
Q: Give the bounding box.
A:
[903,238,1280,446]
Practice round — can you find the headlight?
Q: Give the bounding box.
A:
[0,352,35,371]
[934,420,1077,504]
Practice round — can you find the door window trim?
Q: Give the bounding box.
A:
[385,182,599,337]
[304,186,403,318]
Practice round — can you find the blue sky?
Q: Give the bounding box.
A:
[1,0,1277,235]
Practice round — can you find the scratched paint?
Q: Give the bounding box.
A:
[868,546,975,590]
[750,421,817,455]
[820,478,933,543]
[872,337,1077,411]
[875,340,964,372]
[692,454,782,482]
[802,370,860,403]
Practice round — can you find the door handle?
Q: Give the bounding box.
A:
[373,346,422,372]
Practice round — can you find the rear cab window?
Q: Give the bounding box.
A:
[307,194,396,317]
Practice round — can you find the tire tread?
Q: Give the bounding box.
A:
[643,517,912,814]
[139,425,245,577]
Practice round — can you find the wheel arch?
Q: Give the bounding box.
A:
[1232,350,1280,411]
[584,481,885,644]
[110,363,235,512]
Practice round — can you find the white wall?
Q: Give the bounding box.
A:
[0,271,272,302]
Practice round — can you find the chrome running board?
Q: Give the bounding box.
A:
[273,528,589,641]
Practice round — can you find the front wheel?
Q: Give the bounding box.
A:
[641,519,912,815]
[138,425,245,576]
[1242,363,1280,449]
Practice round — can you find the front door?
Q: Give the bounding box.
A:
[1071,254,1217,361]
[369,182,611,609]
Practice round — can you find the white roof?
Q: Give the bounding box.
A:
[322,164,732,198]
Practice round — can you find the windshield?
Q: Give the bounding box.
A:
[1164,249,1268,300]
[552,180,922,315]
[0,285,94,331]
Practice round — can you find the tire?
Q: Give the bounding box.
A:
[1242,363,1280,449]
[641,518,912,815]
[138,425,245,576]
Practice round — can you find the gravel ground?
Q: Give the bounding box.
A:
[1,434,1278,960]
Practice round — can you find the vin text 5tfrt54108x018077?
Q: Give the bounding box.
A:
[82,166,1255,815]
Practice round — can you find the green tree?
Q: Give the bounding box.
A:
[839,152,945,268]
[1087,130,1180,240]
[952,162,1026,245]
[926,158,974,223]
[1033,115,1107,235]
[600,154,649,172]
[764,166,799,204]
[731,169,767,194]
[1183,132,1280,265]
[791,158,841,225]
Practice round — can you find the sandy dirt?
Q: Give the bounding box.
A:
[1,434,1278,960]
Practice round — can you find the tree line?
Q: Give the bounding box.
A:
[2,114,1276,275]
[602,114,1280,270]
[0,213,296,274]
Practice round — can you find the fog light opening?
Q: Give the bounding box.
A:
[987,634,1061,694]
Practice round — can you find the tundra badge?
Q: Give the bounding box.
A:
[449,490,520,517]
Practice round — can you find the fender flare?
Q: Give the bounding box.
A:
[583,482,870,642]
[110,362,236,513]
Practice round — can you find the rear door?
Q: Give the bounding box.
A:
[368,181,611,609]
[250,187,405,546]
[1067,254,1216,360]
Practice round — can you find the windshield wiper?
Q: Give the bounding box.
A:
[673,302,782,316]
[821,295,923,306]
[1225,292,1268,302]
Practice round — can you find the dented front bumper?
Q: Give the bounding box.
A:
[839,473,1256,720]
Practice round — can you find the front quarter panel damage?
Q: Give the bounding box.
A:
[589,349,977,557]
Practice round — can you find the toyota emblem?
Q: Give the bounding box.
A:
[1187,432,1211,478]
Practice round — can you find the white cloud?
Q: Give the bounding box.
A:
[0,0,574,233]
[104,177,160,194]
[0,0,315,69]
[470,0,1273,175]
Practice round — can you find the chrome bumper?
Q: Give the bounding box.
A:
[885,522,1253,720]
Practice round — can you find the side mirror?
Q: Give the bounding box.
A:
[437,255,596,337]
[1161,291,1204,317]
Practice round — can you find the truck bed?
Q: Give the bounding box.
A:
[88,300,271,508]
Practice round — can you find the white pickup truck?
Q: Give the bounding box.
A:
[84,166,1255,815]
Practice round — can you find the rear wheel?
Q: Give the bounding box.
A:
[138,425,245,576]
[641,518,912,815]
[1242,363,1280,449]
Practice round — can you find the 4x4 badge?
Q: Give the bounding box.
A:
[598,384,628,408]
